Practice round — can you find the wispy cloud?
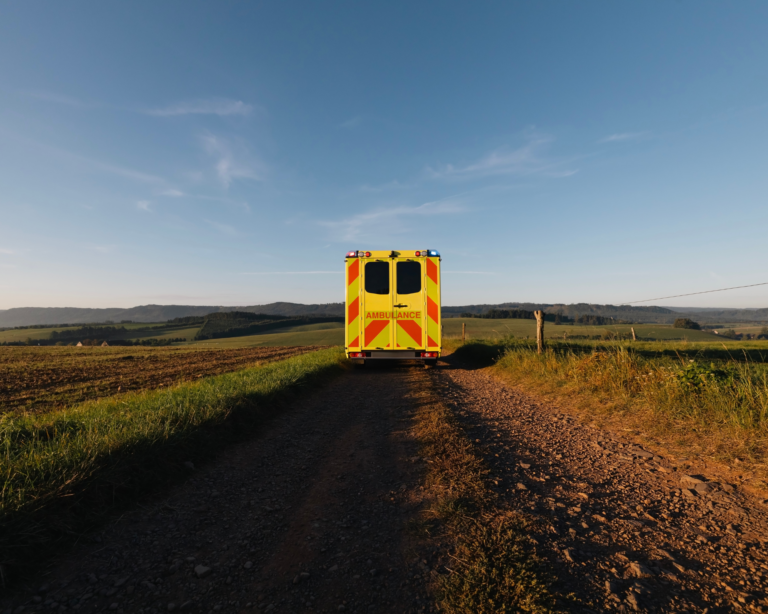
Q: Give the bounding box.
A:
[241,271,339,275]
[426,136,576,180]
[359,180,410,193]
[94,161,165,185]
[147,98,255,117]
[156,188,251,212]
[202,134,266,188]
[0,248,14,255]
[205,219,239,235]
[599,132,646,143]
[85,244,116,254]
[339,116,362,129]
[320,199,465,242]
[136,200,152,212]
[21,90,96,108]
[20,137,167,185]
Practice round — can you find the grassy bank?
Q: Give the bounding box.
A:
[0,347,345,583]
[451,339,768,487]
[410,371,560,613]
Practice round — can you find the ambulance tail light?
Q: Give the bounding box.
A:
[349,352,365,358]
[420,352,438,358]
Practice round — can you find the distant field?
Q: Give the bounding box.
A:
[6,316,762,347]
[192,324,344,348]
[443,318,728,342]
[124,326,201,341]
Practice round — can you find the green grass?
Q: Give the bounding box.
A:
[189,325,344,347]
[443,318,728,342]
[0,347,345,581]
[278,321,344,333]
[123,325,201,341]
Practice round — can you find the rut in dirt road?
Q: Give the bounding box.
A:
[431,358,768,613]
[2,365,437,614]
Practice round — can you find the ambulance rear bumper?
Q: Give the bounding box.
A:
[347,350,440,360]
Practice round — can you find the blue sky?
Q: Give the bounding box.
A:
[1,1,767,309]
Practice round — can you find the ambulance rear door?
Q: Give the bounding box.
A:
[393,256,426,350]
[361,258,393,350]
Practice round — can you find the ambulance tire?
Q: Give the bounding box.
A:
[424,359,437,368]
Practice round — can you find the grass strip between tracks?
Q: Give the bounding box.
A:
[412,371,562,613]
[450,339,768,489]
[0,347,345,583]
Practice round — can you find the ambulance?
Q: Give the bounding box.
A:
[345,249,441,365]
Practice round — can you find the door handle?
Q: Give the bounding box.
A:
[394,303,407,308]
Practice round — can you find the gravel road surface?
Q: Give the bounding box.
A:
[431,357,768,613]
[3,357,767,614]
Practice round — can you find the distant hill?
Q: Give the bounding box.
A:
[0,303,344,328]
[1,301,766,328]
[664,306,768,321]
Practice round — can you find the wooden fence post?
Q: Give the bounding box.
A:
[534,310,545,354]
[462,322,466,343]
[631,327,637,341]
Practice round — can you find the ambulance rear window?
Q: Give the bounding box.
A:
[397,261,421,294]
[365,262,389,295]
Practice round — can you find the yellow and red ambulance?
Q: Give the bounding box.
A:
[345,249,441,365]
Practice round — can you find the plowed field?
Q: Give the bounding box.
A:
[0,346,324,414]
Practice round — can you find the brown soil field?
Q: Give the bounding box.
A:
[0,346,324,414]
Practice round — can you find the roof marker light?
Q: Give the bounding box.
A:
[346,251,357,258]
[365,251,371,257]
[429,250,440,256]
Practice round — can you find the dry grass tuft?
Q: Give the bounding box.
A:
[440,514,558,614]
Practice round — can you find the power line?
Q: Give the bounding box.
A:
[622,282,768,305]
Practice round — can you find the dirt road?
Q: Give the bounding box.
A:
[3,357,767,613]
[2,365,436,614]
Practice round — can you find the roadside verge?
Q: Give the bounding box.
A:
[449,339,768,496]
[408,367,562,613]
